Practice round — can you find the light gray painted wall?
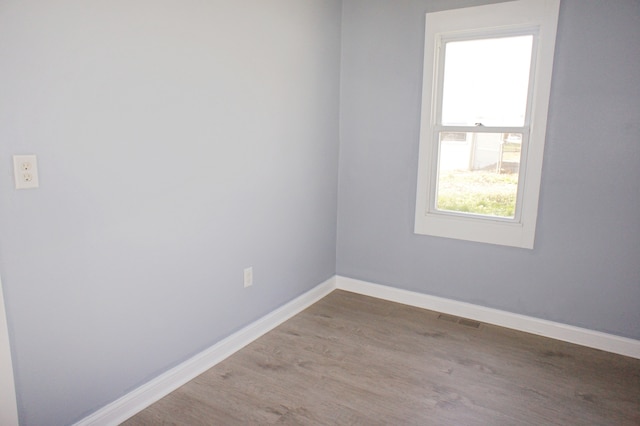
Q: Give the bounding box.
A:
[0,1,341,424]
[337,0,640,340]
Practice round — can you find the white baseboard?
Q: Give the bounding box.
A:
[336,275,640,360]
[75,277,336,426]
[76,274,639,425]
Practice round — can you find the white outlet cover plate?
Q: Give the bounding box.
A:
[244,267,253,288]
[13,155,39,189]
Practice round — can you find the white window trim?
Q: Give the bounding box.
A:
[414,0,561,249]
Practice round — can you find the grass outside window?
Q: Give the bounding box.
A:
[436,170,519,218]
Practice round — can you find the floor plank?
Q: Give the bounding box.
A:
[123,290,640,425]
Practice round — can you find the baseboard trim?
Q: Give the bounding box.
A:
[76,274,639,425]
[336,276,640,360]
[75,277,337,426]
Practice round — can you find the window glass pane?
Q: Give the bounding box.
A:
[441,35,533,127]
[436,132,522,218]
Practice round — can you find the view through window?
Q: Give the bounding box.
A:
[436,132,522,217]
[435,35,533,219]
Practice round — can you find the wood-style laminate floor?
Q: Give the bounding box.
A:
[123,290,640,425]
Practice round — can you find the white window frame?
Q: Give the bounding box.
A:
[414,0,560,249]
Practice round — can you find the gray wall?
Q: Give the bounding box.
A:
[0,1,341,424]
[337,0,640,339]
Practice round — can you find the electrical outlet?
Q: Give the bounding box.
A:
[13,155,39,189]
[243,267,253,288]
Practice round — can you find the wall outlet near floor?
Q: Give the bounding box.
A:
[13,155,39,189]
[243,267,253,288]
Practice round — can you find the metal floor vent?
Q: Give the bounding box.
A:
[437,314,482,329]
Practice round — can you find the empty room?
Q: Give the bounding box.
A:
[0,0,638,425]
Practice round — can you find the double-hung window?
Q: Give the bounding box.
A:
[414,0,560,249]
